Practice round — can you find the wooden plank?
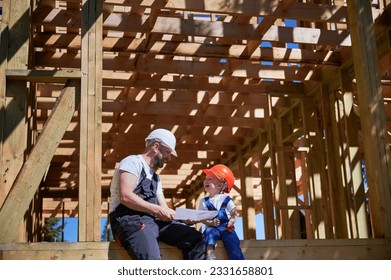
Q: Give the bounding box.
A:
[111,0,280,17]
[1,239,391,260]
[0,0,10,208]
[131,59,316,81]
[33,8,352,46]
[274,115,302,239]
[85,0,97,242]
[38,100,270,114]
[93,0,103,242]
[78,0,89,242]
[102,0,350,23]
[329,90,351,238]
[259,130,276,239]
[238,151,256,239]
[0,80,80,242]
[31,56,306,94]
[340,69,369,238]
[139,16,352,46]
[348,0,391,238]
[304,94,333,239]
[97,113,266,128]
[105,55,313,81]
[333,90,358,238]
[6,69,81,82]
[103,75,306,96]
[274,117,287,239]
[33,34,341,65]
[79,0,103,242]
[320,85,349,239]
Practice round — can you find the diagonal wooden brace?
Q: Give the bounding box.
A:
[0,80,80,242]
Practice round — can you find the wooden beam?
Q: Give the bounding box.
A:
[320,85,349,239]
[0,0,10,208]
[104,75,306,96]
[1,238,391,260]
[33,7,352,47]
[78,0,103,242]
[6,69,81,83]
[0,0,31,231]
[102,0,351,24]
[274,112,301,239]
[347,0,391,238]
[33,34,341,65]
[329,89,352,238]
[31,56,307,94]
[129,58,320,82]
[258,129,276,239]
[238,151,256,239]
[0,80,80,242]
[304,94,333,239]
[339,69,369,238]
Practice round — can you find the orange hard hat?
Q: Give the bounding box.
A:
[202,164,235,193]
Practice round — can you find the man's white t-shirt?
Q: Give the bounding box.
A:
[198,194,235,219]
[109,155,163,213]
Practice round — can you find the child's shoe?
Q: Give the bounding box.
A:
[206,251,216,260]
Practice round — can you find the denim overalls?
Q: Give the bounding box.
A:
[203,196,245,260]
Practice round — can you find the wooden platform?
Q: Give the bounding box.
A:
[1,239,391,260]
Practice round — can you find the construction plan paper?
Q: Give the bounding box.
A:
[174,208,218,221]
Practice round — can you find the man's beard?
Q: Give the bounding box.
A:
[152,153,165,168]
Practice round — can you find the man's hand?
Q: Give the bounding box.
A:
[155,206,175,221]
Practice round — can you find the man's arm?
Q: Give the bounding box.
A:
[118,170,175,221]
[156,194,169,208]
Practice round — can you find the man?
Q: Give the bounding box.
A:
[109,128,206,260]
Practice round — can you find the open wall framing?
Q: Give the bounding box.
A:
[1,0,391,259]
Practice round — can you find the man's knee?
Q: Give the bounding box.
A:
[183,232,206,260]
[123,227,161,259]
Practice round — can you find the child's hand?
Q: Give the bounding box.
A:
[202,218,220,227]
[212,218,220,227]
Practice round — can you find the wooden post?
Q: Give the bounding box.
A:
[274,108,301,239]
[305,93,333,239]
[339,69,369,238]
[238,151,256,239]
[79,0,103,241]
[259,128,276,239]
[347,0,391,238]
[0,0,30,207]
[320,85,349,238]
[329,89,352,238]
[0,0,31,242]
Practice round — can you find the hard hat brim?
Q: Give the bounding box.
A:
[202,169,221,180]
[160,141,177,157]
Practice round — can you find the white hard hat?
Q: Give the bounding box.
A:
[145,128,177,157]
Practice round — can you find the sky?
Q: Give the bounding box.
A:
[60,214,266,242]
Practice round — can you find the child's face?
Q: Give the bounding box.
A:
[203,174,223,195]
